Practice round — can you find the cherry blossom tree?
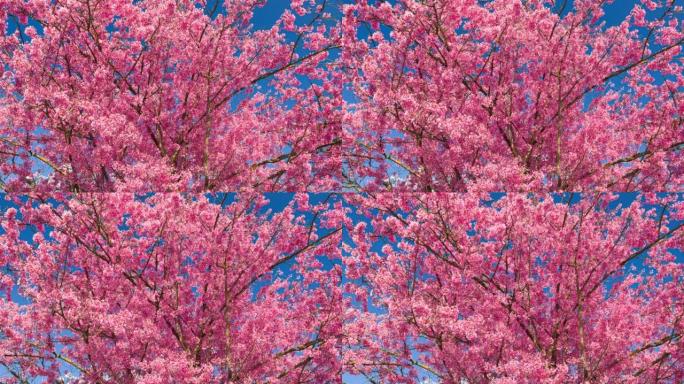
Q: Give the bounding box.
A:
[1,192,683,383]
[2,0,682,192]
[340,0,684,192]
[0,0,342,192]
[1,0,683,383]
[343,193,683,382]
[0,193,345,383]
